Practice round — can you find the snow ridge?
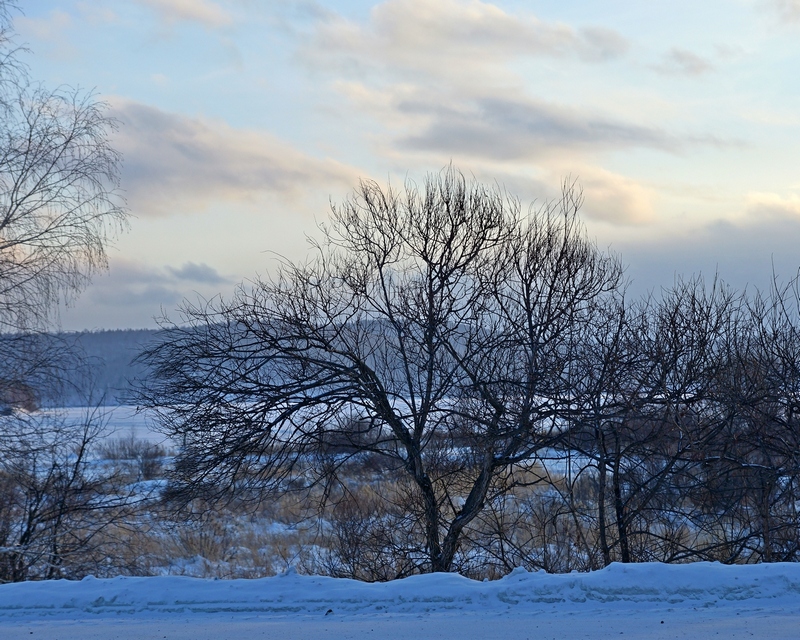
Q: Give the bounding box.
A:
[1,562,800,620]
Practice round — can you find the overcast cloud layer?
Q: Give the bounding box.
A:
[12,0,800,329]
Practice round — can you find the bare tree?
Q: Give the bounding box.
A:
[138,168,623,574]
[0,3,131,582]
[696,278,800,563]
[517,276,747,567]
[0,1,126,397]
[0,1,125,332]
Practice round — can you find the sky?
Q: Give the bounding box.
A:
[11,0,800,330]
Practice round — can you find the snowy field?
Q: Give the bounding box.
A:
[2,563,799,639]
[54,405,165,443]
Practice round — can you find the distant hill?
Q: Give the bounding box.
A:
[59,329,161,406]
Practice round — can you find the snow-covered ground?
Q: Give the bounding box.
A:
[55,405,165,443]
[2,562,799,638]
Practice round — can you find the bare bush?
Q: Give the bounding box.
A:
[97,435,169,481]
[0,410,145,582]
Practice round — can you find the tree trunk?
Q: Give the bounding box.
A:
[437,460,495,571]
[597,426,611,566]
[612,431,630,563]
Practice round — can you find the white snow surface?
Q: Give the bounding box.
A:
[2,562,799,638]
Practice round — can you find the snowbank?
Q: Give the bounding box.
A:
[1,562,800,620]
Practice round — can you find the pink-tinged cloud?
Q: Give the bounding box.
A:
[109,99,359,218]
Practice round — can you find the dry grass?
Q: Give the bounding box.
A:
[13,436,781,582]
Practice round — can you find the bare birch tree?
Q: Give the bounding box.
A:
[0,2,130,582]
[0,1,125,331]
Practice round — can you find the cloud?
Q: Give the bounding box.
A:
[469,166,654,226]
[397,95,674,160]
[75,3,119,25]
[166,262,230,284]
[337,81,738,170]
[573,167,655,225]
[63,259,236,329]
[293,0,737,239]
[91,283,183,308]
[768,0,800,21]
[578,27,629,61]
[620,206,800,296]
[75,260,183,323]
[133,0,233,28]
[309,0,629,76]
[746,191,800,218]
[109,99,358,217]
[14,9,72,38]
[652,48,714,76]
[268,1,337,33]
[14,10,75,56]
[305,5,730,171]
[151,73,169,87]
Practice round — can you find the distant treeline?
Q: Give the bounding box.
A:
[4,329,162,407]
[66,329,160,405]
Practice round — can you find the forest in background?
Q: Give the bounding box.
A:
[60,329,158,406]
[1,329,160,408]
